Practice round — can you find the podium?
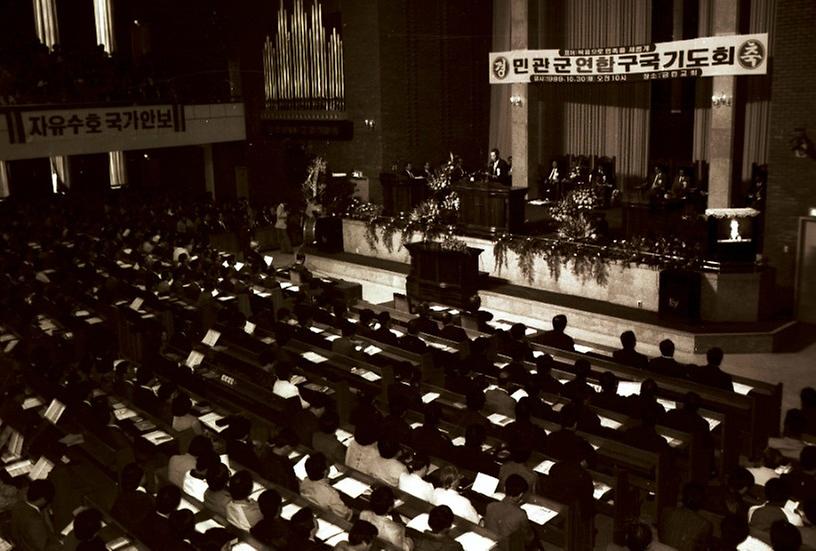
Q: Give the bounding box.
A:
[453,181,526,234]
[405,242,483,309]
[380,172,429,215]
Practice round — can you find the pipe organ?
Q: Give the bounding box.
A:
[263,0,345,114]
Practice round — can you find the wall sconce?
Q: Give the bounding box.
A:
[711,92,732,108]
[363,119,376,130]
[509,95,524,108]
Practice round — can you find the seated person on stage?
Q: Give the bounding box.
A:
[487,148,511,186]
[644,165,668,203]
[648,339,686,379]
[542,160,561,199]
[405,162,419,179]
[537,314,575,351]
[670,168,693,200]
[613,330,648,369]
[300,453,353,520]
[423,161,434,179]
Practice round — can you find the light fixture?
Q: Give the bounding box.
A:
[509,95,524,108]
[809,207,816,217]
[363,119,376,130]
[711,92,732,108]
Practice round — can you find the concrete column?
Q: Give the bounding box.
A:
[203,144,216,201]
[0,161,9,198]
[509,0,536,190]
[707,0,739,208]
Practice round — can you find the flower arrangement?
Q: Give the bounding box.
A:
[493,233,703,285]
[349,153,463,252]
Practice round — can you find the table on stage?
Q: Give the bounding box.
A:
[453,181,526,234]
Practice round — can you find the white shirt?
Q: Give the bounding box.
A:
[345,441,379,472]
[399,472,435,503]
[431,488,480,523]
[746,466,779,487]
[360,510,412,551]
[272,379,308,409]
[226,499,263,530]
[369,456,408,487]
[167,453,196,487]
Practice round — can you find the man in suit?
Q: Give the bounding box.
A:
[484,475,534,546]
[612,330,648,369]
[688,347,734,391]
[648,339,686,379]
[438,312,467,343]
[138,484,182,548]
[487,148,511,186]
[414,303,440,336]
[537,315,575,352]
[659,482,713,551]
[398,319,427,354]
[11,479,61,551]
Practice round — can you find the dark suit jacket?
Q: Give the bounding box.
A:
[260,450,299,492]
[136,511,174,550]
[227,438,262,472]
[542,429,594,463]
[111,489,155,532]
[647,356,686,379]
[415,316,439,336]
[658,507,713,551]
[10,501,60,551]
[250,517,289,548]
[537,330,575,352]
[399,334,427,354]
[612,348,648,370]
[438,325,468,343]
[688,364,734,391]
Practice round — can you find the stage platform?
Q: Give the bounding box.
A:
[303,248,797,358]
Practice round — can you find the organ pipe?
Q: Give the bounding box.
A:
[263,0,345,112]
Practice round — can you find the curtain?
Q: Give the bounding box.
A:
[693,0,713,162]
[558,0,652,188]
[488,0,512,157]
[740,0,775,181]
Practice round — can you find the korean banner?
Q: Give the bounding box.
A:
[489,33,768,84]
[5,104,185,145]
